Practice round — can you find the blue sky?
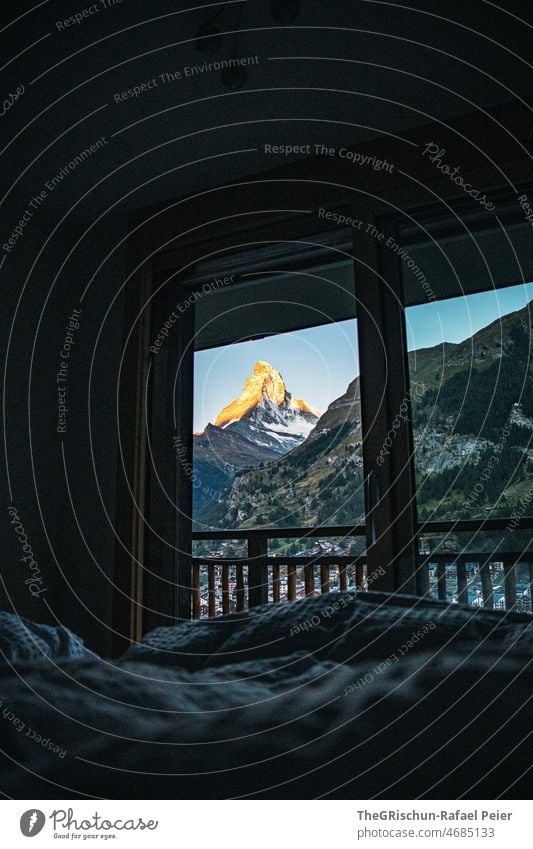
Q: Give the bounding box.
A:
[194,281,533,431]
[406,282,533,351]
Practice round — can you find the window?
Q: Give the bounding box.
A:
[407,282,533,522]
[392,194,533,611]
[192,318,363,534]
[174,227,369,617]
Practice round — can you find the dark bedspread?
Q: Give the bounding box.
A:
[0,591,531,799]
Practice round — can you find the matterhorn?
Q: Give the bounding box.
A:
[214,361,321,453]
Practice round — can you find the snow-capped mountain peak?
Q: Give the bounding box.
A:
[213,361,321,454]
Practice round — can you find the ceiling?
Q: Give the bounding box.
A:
[2,0,532,223]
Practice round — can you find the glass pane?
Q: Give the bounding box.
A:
[192,317,362,531]
[406,282,533,522]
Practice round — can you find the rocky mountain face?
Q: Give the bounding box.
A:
[308,376,360,433]
[192,361,321,517]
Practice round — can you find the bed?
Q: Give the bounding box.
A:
[0,590,531,799]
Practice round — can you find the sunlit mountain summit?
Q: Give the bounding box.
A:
[213,360,321,453]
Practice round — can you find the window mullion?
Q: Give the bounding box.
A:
[353,212,418,593]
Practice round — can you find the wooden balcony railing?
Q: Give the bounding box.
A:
[190,527,532,619]
[190,558,367,619]
[190,524,366,619]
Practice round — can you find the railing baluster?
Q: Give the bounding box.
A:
[287,563,297,601]
[304,564,314,597]
[222,564,230,615]
[417,559,430,597]
[436,561,447,601]
[272,563,280,603]
[236,564,245,612]
[248,536,268,608]
[355,563,364,590]
[208,564,216,618]
[192,563,201,619]
[479,560,494,609]
[456,560,468,605]
[339,564,347,591]
[320,564,330,594]
[503,559,517,610]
